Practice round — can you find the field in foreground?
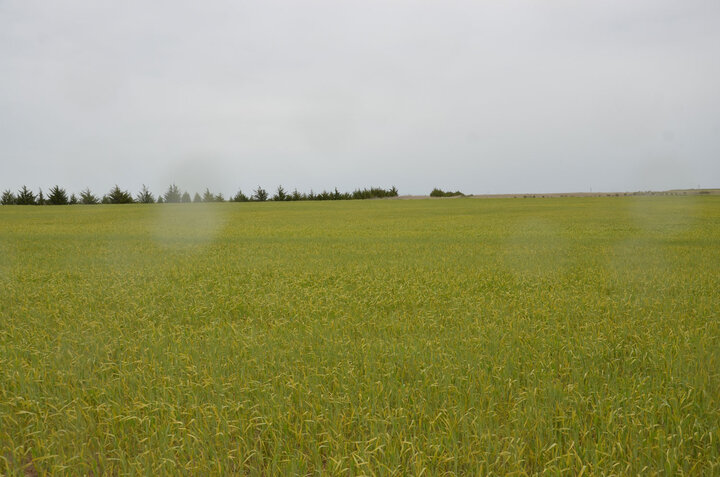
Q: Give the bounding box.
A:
[1,197,719,475]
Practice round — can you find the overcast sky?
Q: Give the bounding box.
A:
[1,0,718,196]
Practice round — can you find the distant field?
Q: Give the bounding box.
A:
[1,197,719,475]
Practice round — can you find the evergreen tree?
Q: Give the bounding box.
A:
[47,185,69,205]
[193,192,202,203]
[214,192,224,202]
[430,188,463,197]
[69,194,78,205]
[106,185,134,204]
[252,186,268,202]
[156,196,165,204]
[232,190,249,202]
[136,184,155,203]
[202,188,214,202]
[80,188,100,204]
[16,186,36,205]
[164,184,182,203]
[181,191,192,203]
[291,189,302,201]
[1,190,15,205]
[272,186,288,201]
[351,187,399,200]
[37,189,45,205]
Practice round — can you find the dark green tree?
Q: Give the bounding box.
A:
[106,185,134,204]
[136,184,155,203]
[202,188,214,202]
[69,194,78,205]
[272,186,287,201]
[1,190,15,205]
[214,192,224,202]
[156,196,165,204]
[80,188,100,204]
[181,191,192,203]
[351,187,398,200]
[430,188,464,198]
[37,189,45,205]
[232,190,249,202]
[252,186,268,202]
[47,185,69,205]
[16,186,36,205]
[193,192,202,203]
[163,184,182,203]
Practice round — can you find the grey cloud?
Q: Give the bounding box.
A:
[1,0,718,196]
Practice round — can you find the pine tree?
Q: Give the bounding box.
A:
[272,186,287,201]
[252,186,268,202]
[107,185,134,204]
[80,188,100,204]
[69,194,78,205]
[181,191,192,203]
[136,184,155,203]
[1,190,15,205]
[47,185,69,205]
[193,192,202,203]
[163,184,182,203]
[202,188,214,202]
[16,186,36,205]
[232,190,249,202]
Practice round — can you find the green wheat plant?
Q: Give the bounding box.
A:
[0,196,718,475]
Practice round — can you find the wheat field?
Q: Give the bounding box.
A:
[1,196,719,475]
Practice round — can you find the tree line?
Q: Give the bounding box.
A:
[0,184,399,205]
[430,188,465,197]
